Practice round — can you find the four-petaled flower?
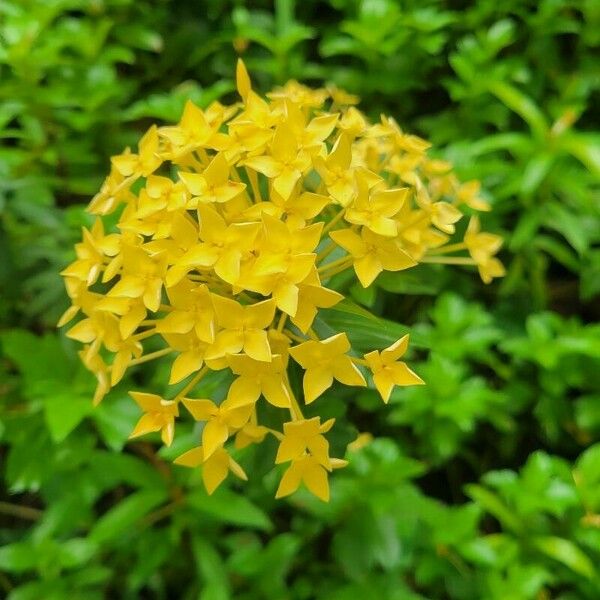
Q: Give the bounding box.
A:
[289,333,366,403]
[364,335,425,403]
[129,392,179,446]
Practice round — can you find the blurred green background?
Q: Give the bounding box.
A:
[1,1,599,598]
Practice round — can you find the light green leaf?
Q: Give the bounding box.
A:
[532,536,596,579]
[89,489,167,545]
[186,488,273,531]
[43,393,93,443]
[487,80,548,140]
[318,300,427,352]
[465,484,523,533]
[0,542,37,573]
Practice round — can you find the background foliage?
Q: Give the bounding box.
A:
[1,1,599,598]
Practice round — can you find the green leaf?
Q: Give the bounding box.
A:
[487,80,548,139]
[89,451,166,490]
[58,538,98,569]
[89,489,167,545]
[43,393,93,443]
[532,536,596,579]
[0,542,37,573]
[543,202,590,255]
[464,484,523,533]
[560,132,600,176]
[92,394,140,451]
[0,330,74,390]
[186,488,273,531]
[318,300,427,352]
[191,537,231,600]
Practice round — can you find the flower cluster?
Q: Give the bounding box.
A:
[60,61,504,501]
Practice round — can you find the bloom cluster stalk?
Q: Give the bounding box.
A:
[59,61,504,501]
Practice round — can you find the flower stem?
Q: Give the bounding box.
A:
[128,347,173,367]
[175,366,209,400]
[321,208,346,236]
[420,256,476,265]
[245,167,263,203]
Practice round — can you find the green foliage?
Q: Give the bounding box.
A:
[1,0,598,598]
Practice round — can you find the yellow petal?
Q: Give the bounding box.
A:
[120,303,147,339]
[228,455,248,481]
[275,462,303,498]
[143,278,162,312]
[261,376,291,408]
[274,168,300,199]
[306,435,331,468]
[202,449,229,494]
[156,311,195,335]
[330,229,366,257]
[211,294,243,329]
[243,156,281,178]
[129,391,163,412]
[129,413,161,438]
[178,171,206,196]
[303,368,333,403]
[273,281,299,316]
[183,398,217,421]
[110,276,145,298]
[57,305,80,328]
[110,351,129,386]
[214,249,242,284]
[169,350,204,384]
[243,329,272,362]
[202,419,229,460]
[227,376,262,407]
[66,319,96,343]
[161,420,175,446]
[354,253,382,287]
[372,370,396,403]
[332,357,366,387]
[236,58,251,101]
[303,461,330,501]
[244,299,275,328]
[381,335,409,363]
[389,362,425,386]
[174,446,204,468]
[275,436,306,464]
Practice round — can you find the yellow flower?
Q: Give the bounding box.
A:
[330,227,416,287]
[182,397,253,459]
[244,123,311,199]
[235,423,269,449]
[60,59,504,501]
[157,281,215,343]
[166,205,260,287]
[291,270,343,333]
[112,125,162,178]
[275,417,334,466]
[276,455,332,501]
[174,446,247,495]
[179,153,247,206]
[226,354,290,408]
[107,247,167,312]
[345,170,408,237]
[129,392,179,446]
[206,296,275,362]
[364,335,424,403]
[465,216,504,268]
[289,333,366,403]
[314,134,355,205]
[60,219,120,286]
[158,100,229,158]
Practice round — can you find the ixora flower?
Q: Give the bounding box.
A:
[59,60,504,501]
